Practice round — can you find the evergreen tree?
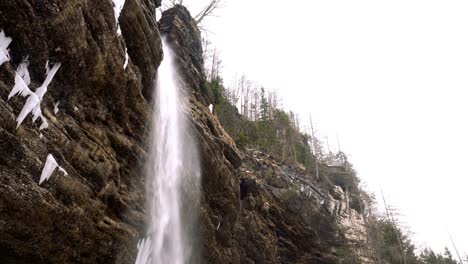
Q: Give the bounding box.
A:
[260,87,269,121]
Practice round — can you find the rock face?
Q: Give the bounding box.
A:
[0,0,161,263]
[0,2,365,264]
[159,5,212,104]
[159,6,367,264]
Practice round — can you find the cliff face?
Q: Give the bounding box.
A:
[0,1,161,263]
[0,3,366,264]
[159,6,368,264]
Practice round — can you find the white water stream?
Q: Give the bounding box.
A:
[136,39,201,264]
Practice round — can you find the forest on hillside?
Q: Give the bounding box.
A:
[200,29,466,264]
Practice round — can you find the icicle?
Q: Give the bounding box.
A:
[0,30,12,66]
[39,154,67,185]
[123,47,129,69]
[8,72,33,99]
[45,60,50,75]
[58,166,68,176]
[17,60,31,85]
[36,62,61,100]
[39,116,48,130]
[53,101,60,114]
[15,61,60,129]
[16,93,40,127]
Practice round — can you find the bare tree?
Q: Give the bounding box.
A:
[202,38,222,81]
[227,73,241,107]
[250,87,260,121]
[161,0,223,25]
[161,0,183,10]
[194,0,223,24]
[241,77,252,117]
[308,114,320,180]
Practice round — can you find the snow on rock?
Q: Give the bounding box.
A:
[39,154,68,185]
[53,101,60,114]
[123,47,129,69]
[208,104,213,113]
[15,61,61,129]
[112,0,126,35]
[0,30,12,65]
[134,237,152,264]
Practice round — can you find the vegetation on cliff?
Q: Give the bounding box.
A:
[202,35,465,264]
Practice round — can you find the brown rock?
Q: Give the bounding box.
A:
[0,0,161,263]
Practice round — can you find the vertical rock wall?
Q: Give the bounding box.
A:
[0,0,161,263]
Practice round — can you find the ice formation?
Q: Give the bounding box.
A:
[112,0,126,35]
[208,104,213,113]
[39,154,68,185]
[134,237,152,264]
[0,30,12,65]
[8,62,32,99]
[14,62,61,129]
[123,47,129,69]
[17,60,31,85]
[53,101,60,114]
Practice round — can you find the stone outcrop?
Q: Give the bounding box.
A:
[159,5,212,104]
[0,2,366,264]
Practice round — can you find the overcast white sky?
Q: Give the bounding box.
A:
[179,0,468,257]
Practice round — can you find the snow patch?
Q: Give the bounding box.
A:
[112,0,126,35]
[39,133,43,139]
[134,237,152,264]
[0,30,12,66]
[208,104,213,113]
[39,154,68,185]
[123,47,129,69]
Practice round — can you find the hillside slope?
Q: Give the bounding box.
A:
[0,3,366,264]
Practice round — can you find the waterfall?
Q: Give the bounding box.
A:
[136,38,201,264]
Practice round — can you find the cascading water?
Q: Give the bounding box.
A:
[136,38,201,264]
